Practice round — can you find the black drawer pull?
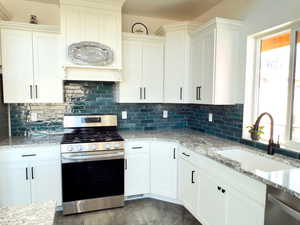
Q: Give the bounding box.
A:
[222,189,226,194]
[182,152,190,157]
[22,154,37,157]
[217,186,221,191]
[173,148,176,159]
[191,171,195,184]
[25,168,28,180]
[132,147,143,149]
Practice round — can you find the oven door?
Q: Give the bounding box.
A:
[61,151,124,214]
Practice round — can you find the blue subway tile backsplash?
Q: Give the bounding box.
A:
[9,81,300,160]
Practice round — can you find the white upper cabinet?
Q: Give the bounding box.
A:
[1,29,35,103]
[150,142,178,199]
[117,33,164,103]
[157,23,195,103]
[0,22,63,103]
[190,18,243,105]
[60,0,125,81]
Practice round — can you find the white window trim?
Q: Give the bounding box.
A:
[243,20,300,153]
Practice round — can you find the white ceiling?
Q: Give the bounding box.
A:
[24,0,222,20]
[123,0,222,20]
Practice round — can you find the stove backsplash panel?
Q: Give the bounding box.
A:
[10,81,192,136]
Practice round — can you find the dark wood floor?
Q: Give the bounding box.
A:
[54,198,202,225]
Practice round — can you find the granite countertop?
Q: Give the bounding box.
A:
[119,129,300,199]
[1,129,300,199]
[0,135,63,149]
[0,201,56,225]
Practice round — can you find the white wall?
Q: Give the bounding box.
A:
[195,0,300,35]
[122,14,177,34]
[0,0,178,34]
[0,0,60,25]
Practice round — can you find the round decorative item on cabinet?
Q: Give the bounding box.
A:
[131,23,149,35]
[68,41,114,66]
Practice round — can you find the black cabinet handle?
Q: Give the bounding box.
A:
[144,88,146,100]
[22,154,37,157]
[217,186,221,191]
[173,148,176,159]
[26,168,28,180]
[180,87,183,100]
[31,167,34,179]
[199,86,202,100]
[196,87,198,100]
[140,87,142,100]
[182,152,190,157]
[35,85,38,99]
[191,171,195,184]
[132,146,143,149]
[30,85,33,99]
[125,159,127,170]
[222,189,226,194]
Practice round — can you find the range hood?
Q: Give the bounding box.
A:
[60,0,125,81]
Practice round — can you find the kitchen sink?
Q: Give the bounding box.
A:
[216,149,294,172]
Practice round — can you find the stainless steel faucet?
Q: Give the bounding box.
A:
[253,112,280,155]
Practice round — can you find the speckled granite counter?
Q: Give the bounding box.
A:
[119,129,300,199]
[0,201,56,225]
[0,135,62,149]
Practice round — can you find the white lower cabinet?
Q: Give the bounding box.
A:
[125,141,150,196]
[150,142,177,199]
[0,145,62,207]
[198,172,227,225]
[178,153,199,216]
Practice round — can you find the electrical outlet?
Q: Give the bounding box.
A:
[163,110,168,119]
[31,112,38,122]
[122,111,127,120]
[208,113,213,122]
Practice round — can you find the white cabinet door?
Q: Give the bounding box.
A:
[199,28,215,105]
[32,32,63,103]
[164,31,188,103]
[30,159,62,205]
[150,142,177,199]
[1,29,34,103]
[125,152,150,196]
[197,172,226,225]
[119,40,143,103]
[0,158,31,206]
[142,42,164,103]
[190,31,203,104]
[178,157,198,216]
[125,141,150,196]
[226,189,265,225]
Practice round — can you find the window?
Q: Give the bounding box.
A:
[245,23,300,148]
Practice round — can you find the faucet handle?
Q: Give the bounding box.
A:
[274,135,280,148]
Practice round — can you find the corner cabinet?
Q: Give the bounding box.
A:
[190,18,243,104]
[117,33,164,103]
[0,145,62,207]
[0,22,63,103]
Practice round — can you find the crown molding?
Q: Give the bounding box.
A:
[0,21,60,33]
[156,21,200,35]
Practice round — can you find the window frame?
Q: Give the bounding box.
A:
[243,23,300,151]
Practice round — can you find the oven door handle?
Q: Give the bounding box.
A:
[62,152,124,163]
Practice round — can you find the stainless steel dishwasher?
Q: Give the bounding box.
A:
[265,185,300,225]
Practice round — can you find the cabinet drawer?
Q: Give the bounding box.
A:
[0,145,60,163]
[125,141,150,154]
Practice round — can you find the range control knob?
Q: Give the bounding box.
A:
[90,144,97,151]
[67,146,73,152]
[114,143,121,149]
[105,144,111,150]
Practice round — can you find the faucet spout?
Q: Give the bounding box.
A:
[253,112,279,155]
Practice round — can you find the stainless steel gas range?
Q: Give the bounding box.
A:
[60,115,125,215]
